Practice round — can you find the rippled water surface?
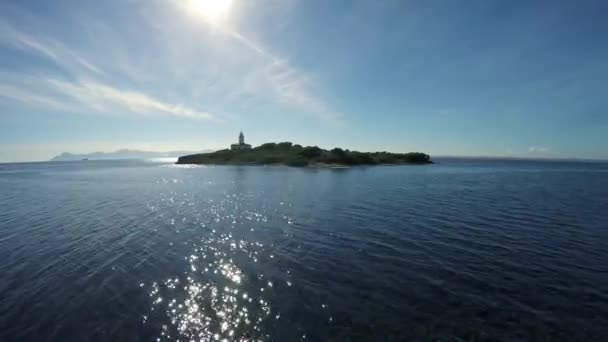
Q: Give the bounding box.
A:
[1,159,607,341]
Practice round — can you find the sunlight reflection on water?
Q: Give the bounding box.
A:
[2,160,608,341]
[144,188,288,341]
[146,232,274,341]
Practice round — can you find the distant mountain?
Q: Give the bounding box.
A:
[51,149,213,161]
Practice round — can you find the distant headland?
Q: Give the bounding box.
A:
[51,149,209,161]
[176,132,431,167]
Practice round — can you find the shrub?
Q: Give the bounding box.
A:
[299,146,322,158]
[277,142,293,149]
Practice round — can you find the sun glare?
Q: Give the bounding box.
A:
[187,0,233,23]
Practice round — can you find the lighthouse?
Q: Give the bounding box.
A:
[231,131,252,150]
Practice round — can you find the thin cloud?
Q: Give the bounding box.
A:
[1,6,338,123]
[528,146,549,153]
[229,30,341,121]
[66,50,105,75]
[0,76,218,121]
[46,78,218,121]
[171,4,341,121]
[0,23,104,76]
[0,83,73,111]
[0,23,218,121]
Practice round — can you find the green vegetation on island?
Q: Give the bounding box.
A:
[176,142,431,166]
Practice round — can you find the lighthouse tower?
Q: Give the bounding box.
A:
[231,131,252,150]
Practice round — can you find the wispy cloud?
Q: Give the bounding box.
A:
[227,30,340,121]
[0,22,218,121]
[46,78,218,121]
[528,146,550,153]
[0,83,73,111]
[167,2,340,121]
[0,2,339,123]
[0,76,217,121]
[0,23,104,75]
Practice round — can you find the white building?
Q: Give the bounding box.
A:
[231,131,252,150]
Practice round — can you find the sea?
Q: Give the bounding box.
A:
[0,158,607,341]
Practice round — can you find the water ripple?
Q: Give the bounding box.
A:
[1,159,607,341]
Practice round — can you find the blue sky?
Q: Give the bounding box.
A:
[0,0,607,162]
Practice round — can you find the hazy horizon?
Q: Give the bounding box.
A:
[2,146,608,164]
[1,0,607,163]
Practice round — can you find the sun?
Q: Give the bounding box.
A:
[187,0,233,23]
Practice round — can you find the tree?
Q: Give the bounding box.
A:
[258,143,277,150]
[299,146,322,158]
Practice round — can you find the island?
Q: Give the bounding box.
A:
[177,132,431,167]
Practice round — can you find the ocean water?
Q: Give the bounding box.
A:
[1,159,607,341]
